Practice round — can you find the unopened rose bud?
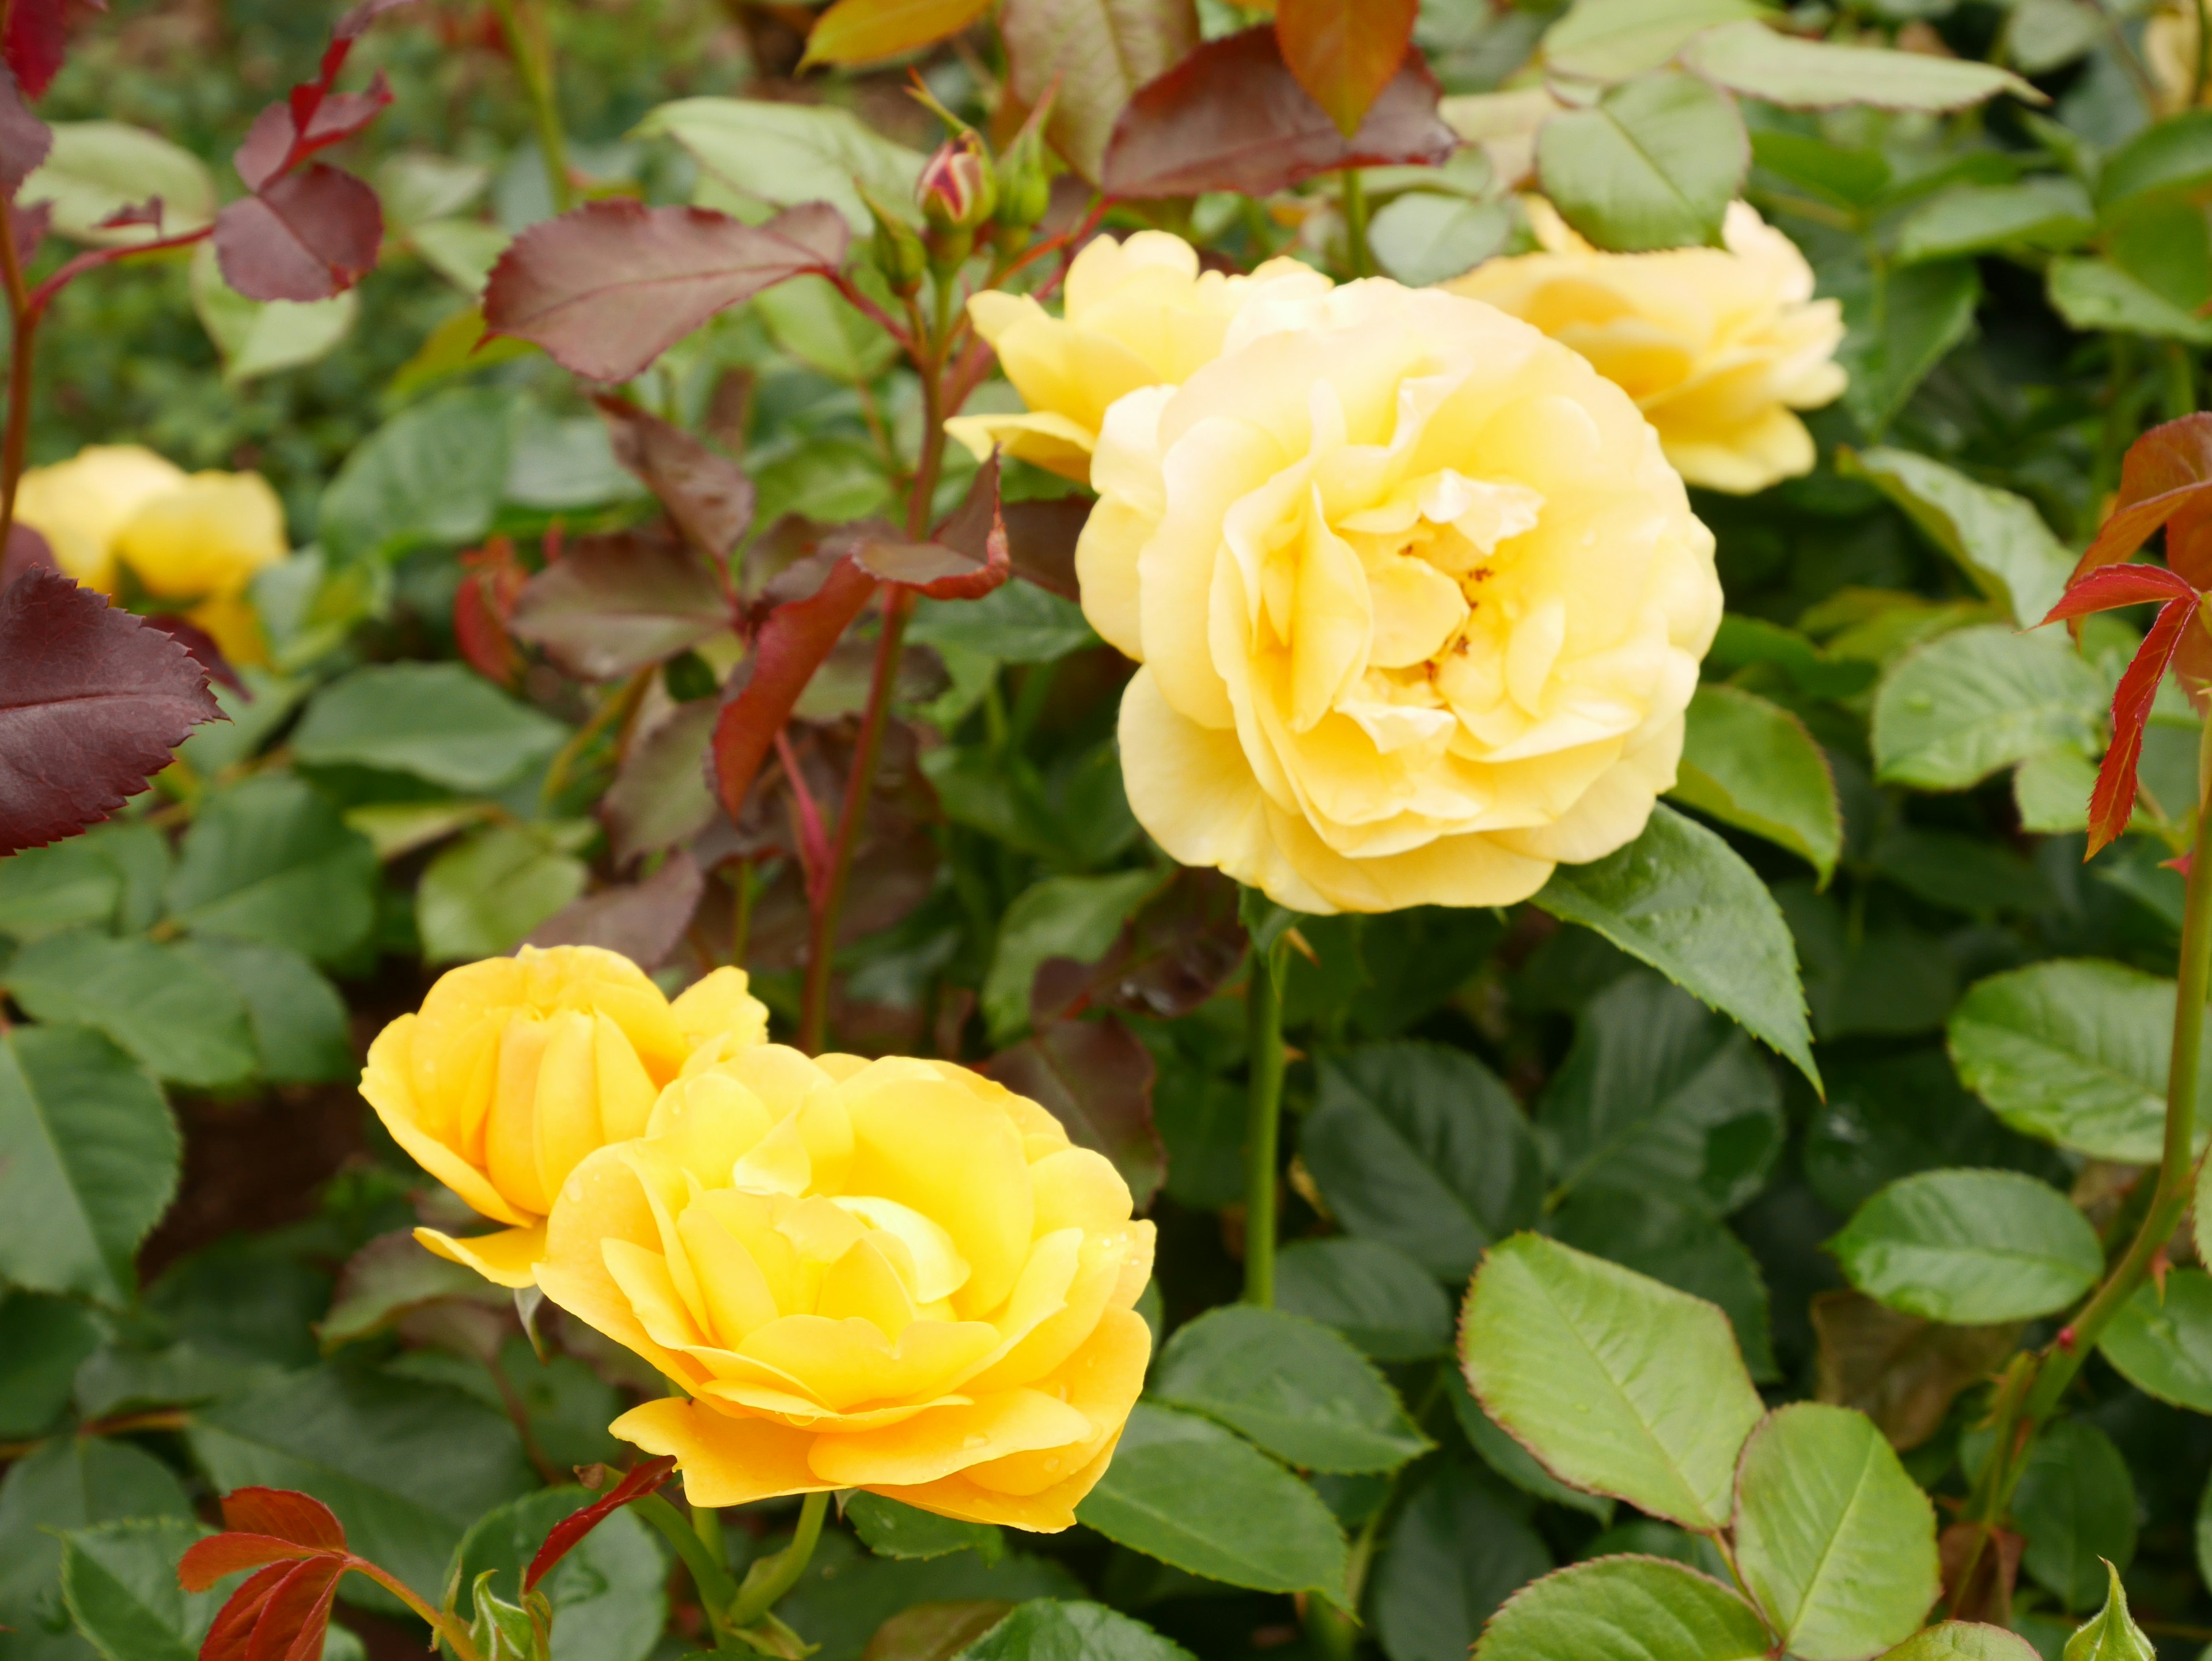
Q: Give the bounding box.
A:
[857,183,927,294]
[916,131,996,232]
[995,95,1056,232]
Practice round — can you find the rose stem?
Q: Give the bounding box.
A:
[1339,168,1373,279]
[487,0,574,213]
[1243,928,1293,1306]
[726,1490,830,1628]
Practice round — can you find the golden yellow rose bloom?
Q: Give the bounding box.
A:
[114,469,288,599]
[1447,200,1846,495]
[536,1043,1154,1530]
[1075,277,1721,913]
[13,444,189,590]
[362,946,770,1288]
[945,229,1327,482]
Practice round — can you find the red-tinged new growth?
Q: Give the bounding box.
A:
[524,1456,677,1591]
[454,535,529,687]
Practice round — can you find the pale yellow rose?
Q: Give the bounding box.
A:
[13,444,187,589]
[537,1043,1153,1530]
[1447,200,1846,495]
[362,946,769,1288]
[1075,276,1720,913]
[114,470,287,599]
[945,229,1328,482]
[2147,3,2211,111]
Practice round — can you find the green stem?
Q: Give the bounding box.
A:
[488,0,574,213]
[2196,0,2212,106]
[1340,168,1372,279]
[631,1492,740,1618]
[350,1561,487,1661]
[2169,342,2199,424]
[727,1491,830,1627]
[1243,933,1291,1307]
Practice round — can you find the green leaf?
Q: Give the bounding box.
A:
[1537,71,1748,251]
[753,276,900,383]
[1150,1306,1431,1474]
[1533,804,1817,1088]
[1805,1048,2056,1216]
[453,1487,666,1661]
[847,1495,1005,1564]
[0,837,124,942]
[166,775,380,964]
[1733,1403,1940,1660]
[189,241,358,384]
[1075,1403,1349,1599]
[2097,1269,2212,1412]
[1871,626,2104,792]
[2046,256,2212,344]
[2014,1419,2138,1613]
[177,938,355,1084]
[637,96,927,232]
[416,825,590,963]
[1681,19,2044,109]
[2062,1561,2154,1661]
[1879,1626,2042,1660]
[1274,1238,1453,1362]
[1779,883,1960,1043]
[780,1530,1079,1661]
[1537,971,1784,1218]
[1948,959,2212,1163]
[3,931,256,1088]
[983,870,1162,1042]
[1891,179,2094,266]
[1448,1368,1616,1520]
[0,1437,191,1660]
[18,121,216,243]
[0,1292,103,1439]
[1672,684,1841,881]
[318,388,516,565]
[1459,1234,1763,1531]
[2095,108,2212,214]
[1551,1187,1778,1380]
[59,1519,214,1661]
[1838,258,1980,436]
[1473,1556,1770,1661]
[294,663,569,792]
[0,1025,178,1305]
[1829,1169,2101,1323]
[1368,194,1513,286]
[1842,448,2074,629]
[1867,827,2048,917]
[952,1601,1194,1661]
[187,1360,538,1606]
[1542,0,1774,82]
[1369,1460,1552,1661]
[1302,1043,1543,1282]
[907,583,1100,667]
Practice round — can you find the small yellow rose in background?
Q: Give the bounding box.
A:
[538,1044,1153,1530]
[1075,273,1720,913]
[12,442,290,663]
[945,229,1327,482]
[1447,200,1846,495]
[361,945,768,1288]
[2147,2,2211,111]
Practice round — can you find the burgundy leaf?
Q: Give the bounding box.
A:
[454,536,527,687]
[235,71,393,191]
[2088,592,2200,857]
[984,1015,1164,1208]
[0,65,50,193]
[11,196,48,267]
[509,529,730,681]
[2039,561,2198,623]
[2072,414,2212,588]
[1002,496,1088,600]
[605,700,717,864]
[1276,0,1419,138]
[483,199,849,384]
[221,1489,349,1553]
[1033,868,1244,1021]
[854,537,1001,596]
[213,165,382,302]
[524,1456,678,1592]
[0,521,53,588]
[93,196,162,231]
[527,848,706,967]
[911,452,1012,601]
[233,103,298,195]
[2,0,101,101]
[143,614,245,696]
[594,396,755,559]
[0,569,221,856]
[1101,25,1456,199]
[711,557,878,819]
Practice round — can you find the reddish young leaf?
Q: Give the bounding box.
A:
[2073,414,2212,588]
[143,614,246,696]
[196,1561,296,1660]
[984,1015,1164,1208]
[213,165,382,302]
[2040,561,2199,622]
[1276,0,1419,139]
[234,71,392,191]
[483,200,850,384]
[221,1488,347,1553]
[0,521,53,588]
[529,849,704,964]
[594,396,755,559]
[916,451,1011,601]
[2086,591,2200,856]
[3,0,103,101]
[0,65,51,192]
[1002,496,1089,600]
[1101,25,1455,199]
[711,556,879,819]
[177,1534,322,1592]
[237,1556,344,1661]
[524,1456,678,1591]
[454,536,528,687]
[509,528,731,681]
[0,569,221,856]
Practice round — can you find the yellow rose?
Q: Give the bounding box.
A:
[2147,3,2210,111]
[13,444,188,589]
[362,946,769,1288]
[114,470,287,599]
[536,1043,1154,1530]
[945,229,1328,482]
[1075,277,1720,913]
[1447,200,1846,494]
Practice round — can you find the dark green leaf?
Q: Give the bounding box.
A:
[1672,684,1841,881]
[1871,626,2104,792]
[453,1486,666,1661]
[318,388,514,565]
[1274,1238,1453,1362]
[951,1600,1194,1661]
[1447,1370,1615,1520]
[1839,258,1979,436]
[1891,179,2093,266]
[2013,1418,2137,1613]
[1369,1461,1551,1661]
[1537,71,1748,250]
[4,932,256,1088]
[176,937,354,1084]
[0,1437,191,1659]
[906,584,1099,665]
[847,1495,1005,1564]
[781,1528,1080,1661]
[1841,448,2073,628]
[165,775,379,964]
[58,1519,213,1661]
[2095,109,2212,214]
[293,663,568,792]
[1829,1169,2100,1323]
[0,1292,102,1439]
[2047,257,2212,343]
[1805,1049,2057,1216]
[416,824,590,963]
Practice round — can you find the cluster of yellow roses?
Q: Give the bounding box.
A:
[365,945,1154,1530]
[13,444,287,663]
[950,198,1844,913]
